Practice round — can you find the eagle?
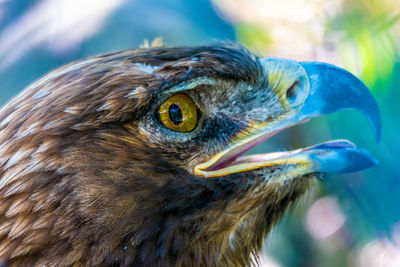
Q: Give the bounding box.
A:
[0,44,380,266]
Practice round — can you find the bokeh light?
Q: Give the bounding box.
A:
[0,0,124,69]
[305,196,346,240]
[354,240,400,267]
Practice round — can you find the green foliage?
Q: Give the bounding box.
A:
[235,23,273,53]
[335,15,398,93]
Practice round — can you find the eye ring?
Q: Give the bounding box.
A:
[157,94,198,132]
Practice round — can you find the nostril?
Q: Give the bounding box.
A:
[286,81,299,104]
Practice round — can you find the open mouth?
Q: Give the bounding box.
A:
[193,122,360,178]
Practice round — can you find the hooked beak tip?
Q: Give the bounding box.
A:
[299,61,381,143]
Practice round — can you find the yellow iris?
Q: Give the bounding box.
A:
[158,94,198,132]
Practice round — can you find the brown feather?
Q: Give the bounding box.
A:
[0,44,313,266]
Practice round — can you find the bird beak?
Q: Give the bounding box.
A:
[194,59,381,178]
[297,61,381,141]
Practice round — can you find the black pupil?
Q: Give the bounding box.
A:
[169,104,183,124]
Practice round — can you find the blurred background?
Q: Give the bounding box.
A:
[0,0,399,266]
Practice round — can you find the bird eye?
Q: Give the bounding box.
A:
[157,94,198,132]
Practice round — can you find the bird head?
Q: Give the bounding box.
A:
[0,44,380,266]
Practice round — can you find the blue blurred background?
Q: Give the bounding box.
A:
[0,0,399,266]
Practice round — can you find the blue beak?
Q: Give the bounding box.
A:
[296,61,381,173]
[299,62,381,142]
[258,58,381,174]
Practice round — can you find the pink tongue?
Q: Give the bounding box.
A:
[233,152,291,165]
[207,130,282,171]
[205,119,312,172]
